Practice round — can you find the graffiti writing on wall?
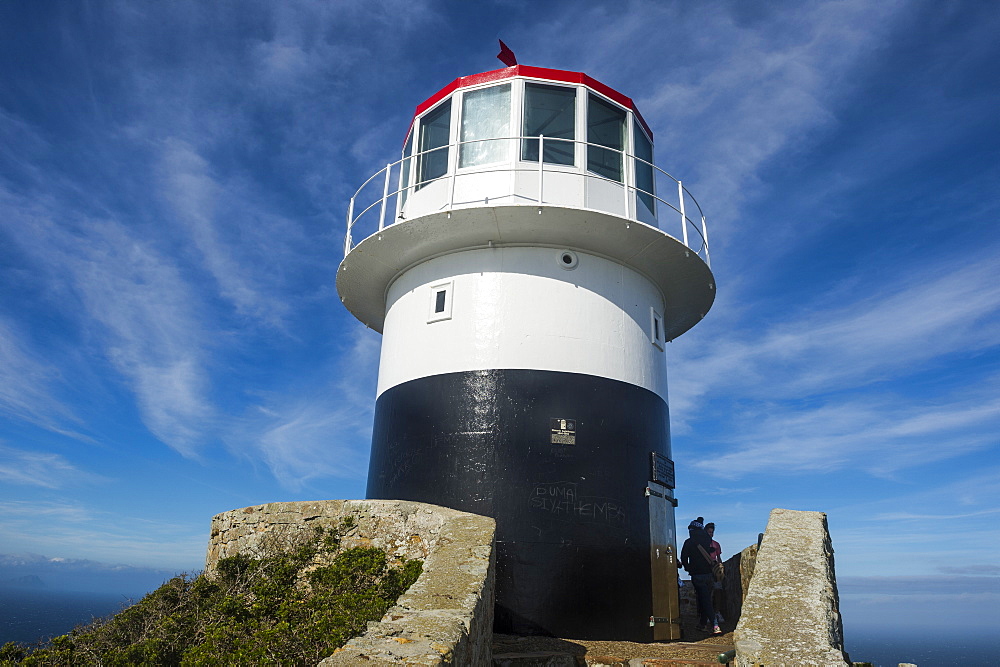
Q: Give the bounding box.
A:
[528,481,625,526]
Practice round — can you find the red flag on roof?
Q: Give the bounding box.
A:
[497,40,517,67]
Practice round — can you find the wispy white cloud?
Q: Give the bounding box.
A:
[521,0,908,229]
[873,508,1000,521]
[839,575,1000,595]
[70,223,217,456]
[0,500,93,523]
[703,486,759,496]
[826,467,1000,576]
[153,138,301,330]
[691,389,999,477]
[0,443,103,488]
[1,185,216,456]
[1,0,420,468]
[0,107,51,180]
[0,316,78,433]
[228,326,380,490]
[672,252,1000,417]
[947,564,1000,576]
[668,249,1000,480]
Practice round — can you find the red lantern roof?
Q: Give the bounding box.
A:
[408,65,653,141]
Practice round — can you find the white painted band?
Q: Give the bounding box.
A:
[376,247,669,398]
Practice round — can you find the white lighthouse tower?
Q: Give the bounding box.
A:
[337,57,714,641]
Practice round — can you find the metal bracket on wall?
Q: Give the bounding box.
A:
[645,486,678,506]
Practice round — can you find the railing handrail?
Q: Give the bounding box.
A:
[352,136,700,224]
[345,135,709,265]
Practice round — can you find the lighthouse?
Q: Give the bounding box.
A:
[337,58,714,641]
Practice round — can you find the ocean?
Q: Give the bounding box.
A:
[1,588,993,665]
[0,588,133,646]
[845,630,993,666]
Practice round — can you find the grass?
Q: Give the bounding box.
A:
[0,519,422,666]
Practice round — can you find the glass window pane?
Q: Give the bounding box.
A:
[587,94,625,182]
[417,99,451,187]
[400,130,413,207]
[460,84,511,168]
[521,83,575,165]
[634,125,654,214]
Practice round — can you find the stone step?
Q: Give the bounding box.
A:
[493,652,581,666]
[492,653,723,667]
[623,660,721,667]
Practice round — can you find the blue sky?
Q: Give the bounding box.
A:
[1,0,997,638]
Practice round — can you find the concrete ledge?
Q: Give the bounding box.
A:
[205,499,496,666]
[734,509,849,666]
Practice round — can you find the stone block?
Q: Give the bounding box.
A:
[720,543,756,624]
[734,508,849,666]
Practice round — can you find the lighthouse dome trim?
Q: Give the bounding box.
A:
[407,65,654,144]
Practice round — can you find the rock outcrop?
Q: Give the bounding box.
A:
[206,499,496,666]
[734,508,849,666]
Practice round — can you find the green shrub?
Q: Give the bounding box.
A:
[3,523,421,666]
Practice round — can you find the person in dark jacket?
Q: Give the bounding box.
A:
[680,518,721,634]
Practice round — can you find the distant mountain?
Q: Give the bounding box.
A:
[0,553,181,598]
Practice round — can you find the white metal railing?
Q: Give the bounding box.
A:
[345,135,710,267]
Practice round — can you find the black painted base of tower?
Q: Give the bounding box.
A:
[366,369,673,641]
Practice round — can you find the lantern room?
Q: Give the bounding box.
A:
[398,66,660,225]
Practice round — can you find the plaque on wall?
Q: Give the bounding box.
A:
[550,418,576,445]
[650,452,675,489]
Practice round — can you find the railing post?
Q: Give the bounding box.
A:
[624,147,633,221]
[378,163,391,232]
[538,135,544,205]
[448,145,457,210]
[678,180,689,248]
[701,214,711,267]
[345,197,355,257]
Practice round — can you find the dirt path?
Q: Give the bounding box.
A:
[494,630,735,665]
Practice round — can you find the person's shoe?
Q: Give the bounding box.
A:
[712,625,723,635]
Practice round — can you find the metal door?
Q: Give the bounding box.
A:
[648,485,681,640]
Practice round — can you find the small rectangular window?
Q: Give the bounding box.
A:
[428,281,454,323]
[650,307,664,350]
[417,100,451,189]
[522,83,576,165]
[634,125,655,215]
[588,94,626,182]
